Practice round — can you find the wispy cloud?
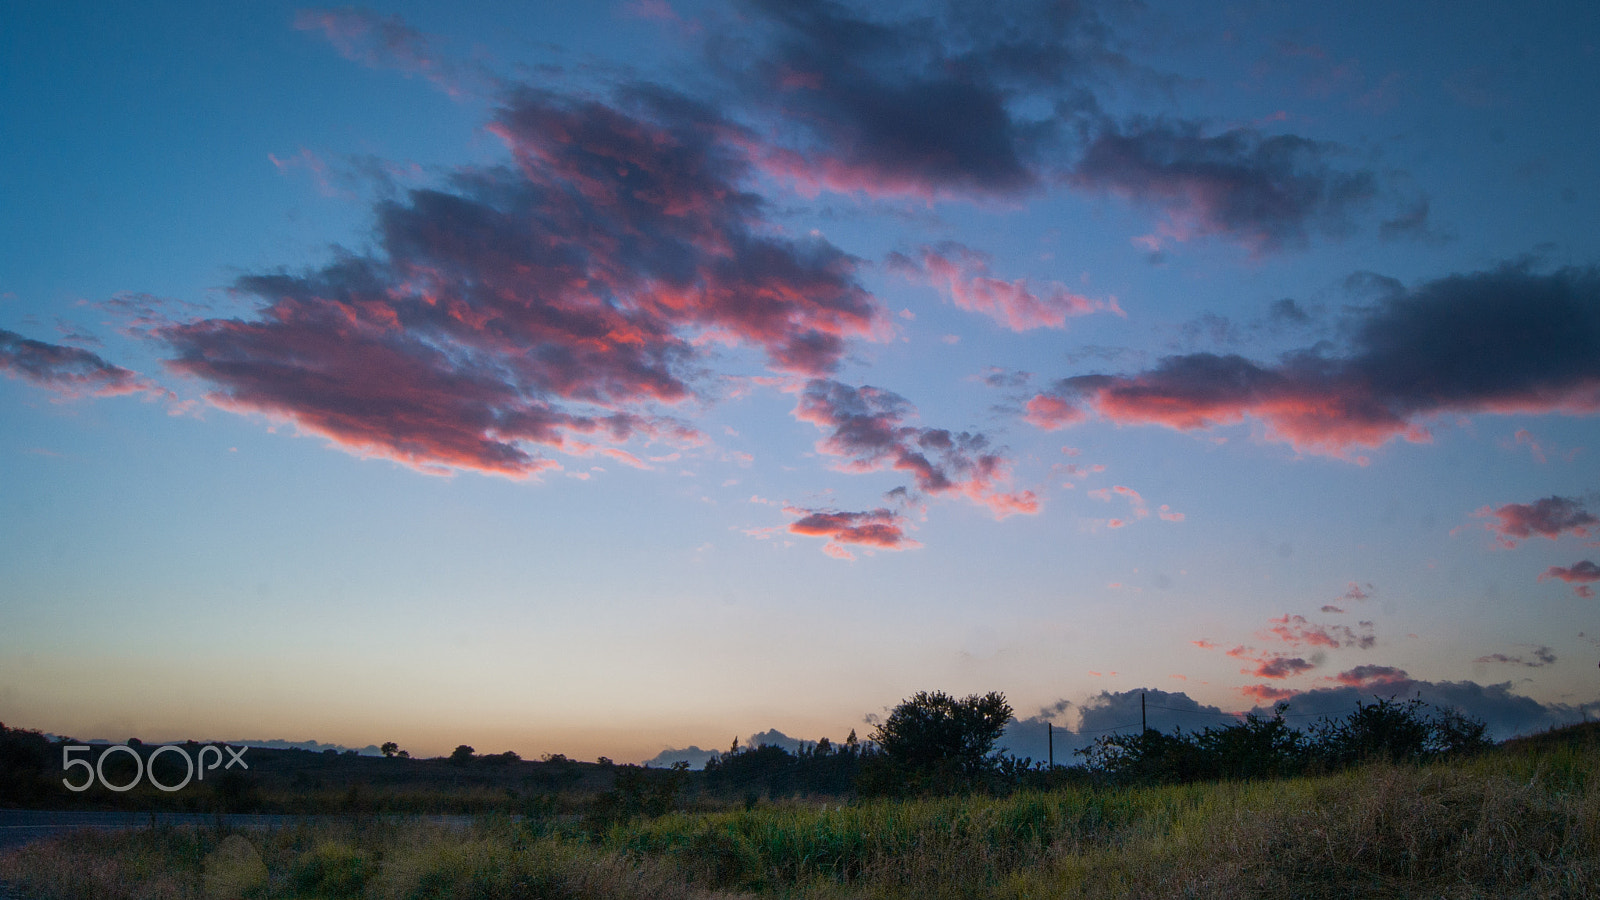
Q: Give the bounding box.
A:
[1475,646,1557,668]
[1069,119,1376,256]
[295,7,465,94]
[1264,614,1375,650]
[794,379,1038,518]
[889,242,1114,331]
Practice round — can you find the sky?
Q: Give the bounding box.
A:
[2,0,1598,766]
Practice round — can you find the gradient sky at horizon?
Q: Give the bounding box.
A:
[3,0,1599,764]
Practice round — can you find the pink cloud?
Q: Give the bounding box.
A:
[1090,485,1150,524]
[891,243,1113,332]
[1475,496,1597,547]
[1541,560,1600,597]
[1240,684,1298,703]
[1507,428,1583,463]
[1514,428,1548,463]
[158,89,886,478]
[1024,393,1087,430]
[784,506,919,559]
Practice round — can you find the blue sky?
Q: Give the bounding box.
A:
[2,0,1598,764]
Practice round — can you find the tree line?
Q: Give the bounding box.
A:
[693,691,1493,799]
[0,691,1495,813]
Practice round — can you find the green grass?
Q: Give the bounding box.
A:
[3,729,1597,899]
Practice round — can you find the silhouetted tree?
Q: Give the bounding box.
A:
[859,690,1013,795]
[704,734,869,798]
[449,744,476,765]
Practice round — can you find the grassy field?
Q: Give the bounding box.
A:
[2,724,1596,899]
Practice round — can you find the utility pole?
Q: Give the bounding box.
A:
[1047,722,1053,769]
[1141,691,1147,733]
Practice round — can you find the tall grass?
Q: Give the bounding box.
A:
[3,736,1596,899]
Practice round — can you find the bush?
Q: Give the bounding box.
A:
[585,762,688,831]
[0,723,57,805]
[291,841,376,898]
[1079,697,1490,784]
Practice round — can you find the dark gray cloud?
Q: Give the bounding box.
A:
[1171,298,1318,351]
[721,0,1119,199]
[1000,680,1596,762]
[1025,263,1600,457]
[1259,678,1591,741]
[641,744,722,769]
[642,727,846,768]
[978,366,1032,389]
[1068,118,1378,255]
[1002,688,1236,761]
[1379,196,1452,244]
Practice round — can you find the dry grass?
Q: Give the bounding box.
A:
[1005,762,1599,900]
